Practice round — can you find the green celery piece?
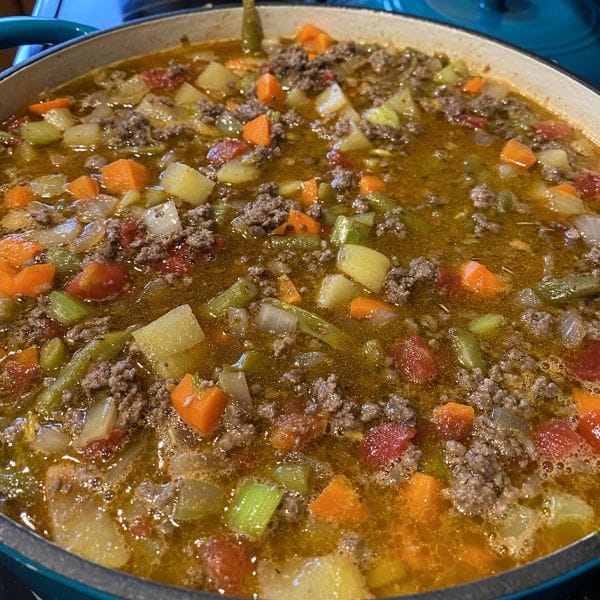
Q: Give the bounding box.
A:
[368,192,431,233]
[364,104,400,128]
[20,121,62,146]
[330,215,371,246]
[0,298,18,324]
[201,278,257,318]
[467,313,506,338]
[35,328,132,415]
[40,337,69,373]
[229,350,268,373]
[227,480,283,537]
[433,64,460,84]
[263,298,349,350]
[46,245,83,275]
[268,235,322,251]
[535,276,600,305]
[46,291,90,325]
[273,464,313,494]
[449,328,485,371]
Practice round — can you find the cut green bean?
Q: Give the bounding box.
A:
[0,298,18,324]
[449,328,485,370]
[227,480,283,537]
[468,313,506,338]
[201,278,257,318]
[46,291,90,325]
[273,464,313,495]
[535,276,600,305]
[330,215,371,246]
[40,337,69,373]
[229,350,268,373]
[35,329,132,415]
[241,0,262,54]
[46,245,83,275]
[268,235,322,251]
[368,192,431,233]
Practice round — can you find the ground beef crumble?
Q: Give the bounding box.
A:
[384,257,439,305]
[240,183,289,236]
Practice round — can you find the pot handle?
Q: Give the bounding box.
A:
[0,17,97,51]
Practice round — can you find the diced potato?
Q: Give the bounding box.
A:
[537,148,570,171]
[337,244,390,293]
[285,87,310,111]
[76,397,117,448]
[317,274,360,309]
[364,104,400,128]
[546,189,585,215]
[133,304,205,363]
[160,161,215,205]
[217,157,259,184]
[174,480,225,521]
[63,123,101,147]
[315,83,349,116]
[43,108,77,131]
[174,82,209,106]
[151,341,207,379]
[544,491,594,526]
[366,554,407,590]
[336,121,372,152]
[386,87,419,118]
[195,61,239,94]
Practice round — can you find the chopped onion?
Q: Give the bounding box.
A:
[483,82,509,99]
[472,131,497,146]
[228,307,249,337]
[74,194,118,219]
[293,352,326,369]
[257,303,298,334]
[82,103,113,123]
[76,397,117,448]
[70,220,105,253]
[574,214,600,247]
[369,308,398,325]
[143,200,182,237]
[546,189,584,215]
[498,163,518,179]
[544,491,593,526]
[491,407,528,432]
[29,174,66,198]
[516,288,542,308]
[495,504,540,558]
[559,309,586,348]
[28,218,81,247]
[31,425,69,454]
[218,371,254,416]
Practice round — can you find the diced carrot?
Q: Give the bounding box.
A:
[359,175,386,195]
[170,373,227,435]
[462,76,485,94]
[550,182,578,197]
[255,73,286,110]
[101,159,149,193]
[13,263,55,297]
[225,58,259,72]
[401,473,443,520]
[0,260,16,297]
[573,388,600,416]
[14,346,39,368]
[458,260,506,295]
[0,236,43,270]
[225,101,241,111]
[270,413,327,451]
[500,138,537,169]
[349,296,393,319]
[300,178,319,206]
[295,23,334,54]
[277,274,302,304]
[309,474,369,525]
[4,186,34,209]
[273,209,321,236]
[66,175,100,200]
[242,115,271,147]
[432,402,475,440]
[28,97,73,115]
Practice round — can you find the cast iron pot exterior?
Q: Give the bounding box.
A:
[0,6,599,599]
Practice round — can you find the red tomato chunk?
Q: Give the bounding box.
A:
[394,335,438,384]
[358,423,416,468]
[66,262,128,300]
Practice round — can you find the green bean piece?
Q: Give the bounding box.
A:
[449,328,485,371]
[241,0,263,54]
[40,337,69,373]
[268,235,322,251]
[201,278,258,318]
[229,350,268,373]
[46,291,90,325]
[363,339,384,368]
[467,313,506,338]
[0,298,18,324]
[330,215,371,246]
[263,298,349,349]
[368,192,432,233]
[535,276,600,305]
[46,245,82,275]
[273,464,313,495]
[318,183,336,203]
[35,329,132,415]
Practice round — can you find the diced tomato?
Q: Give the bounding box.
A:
[358,423,416,468]
[199,537,252,595]
[128,520,152,539]
[151,247,194,275]
[0,360,39,396]
[207,140,251,167]
[436,267,461,297]
[574,170,600,200]
[393,335,438,384]
[119,220,143,251]
[318,70,337,87]
[535,120,572,141]
[457,113,487,130]
[80,427,126,460]
[578,410,600,453]
[533,419,584,461]
[270,412,327,451]
[211,234,228,254]
[140,68,187,90]
[327,149,355,170]
[563,341,600,381]
[66,261,128,300]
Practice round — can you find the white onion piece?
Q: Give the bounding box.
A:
[257,303,298,334]
[74,194,118,219]
[143,200,182,237]
[498,164,518,179]
[491,408,528,432]
[71,221,105,253]
[218,371,254,416]
[31,425,69,454]
[28,218,82,247]
[483,82,509,99]
[574,214,600,247]
[559,309,587,348]
[82,103,113,123]
[472,131,497,146]
[369,308,398,325]
[77,397,117,448]
[29,174,66,198]
[293,352,326,369]
[228,307,249,337]
[516,288,542,308]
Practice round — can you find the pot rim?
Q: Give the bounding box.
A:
[0,4,599,599]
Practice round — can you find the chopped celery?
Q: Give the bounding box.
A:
[366,554,407,590]
[40,337,69,373]
[0,298,18,324]
[285,87,310,111]
[201,278,257,318]
[363,339,383,368]
[229,350,268,373]
[330,215,371,246]
[268,235,322,251]
[368,192,432,233]
[46,245,83,275]
[212,201,234,225]
[468,313,506,338]
[421,452,448,479]
[434,64,460,84]
[20,121,62,146]
[227,480,283,537]
[449,328,485,370]
[43,108,76,131]
[263,298,348,349]
[174,480,225,521]
[364,104,400,128]
[535,276,600,305]
[36,329,132,415]
[497,190,516,212]
[336,243,390,293]
[46,291,90,325]
[353,212,375,226]
[273,464,312,495]
[279,180,302,197]
[317,274,360,309]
